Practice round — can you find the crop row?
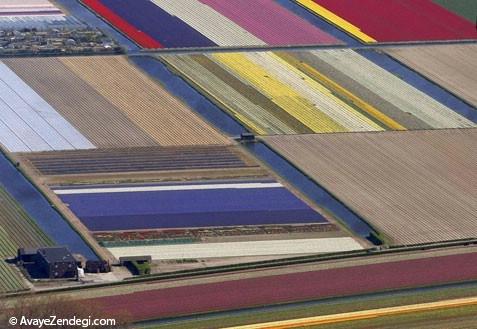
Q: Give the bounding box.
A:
[0,187,53,293]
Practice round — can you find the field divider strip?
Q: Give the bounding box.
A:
[54,182,283,194]
[226,296,477,328]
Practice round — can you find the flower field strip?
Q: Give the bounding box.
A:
[84,0,215,48]
[107,237,363,260]
[21,146,253,176]
[159,50,474,136]
[295,0,376,43]
[385,45,477,110]
[0,61,94,153]
[0,224,26,294]
[210,52,378,132]
[0,0,63,16]
[91,252,477,320]
[53,182,327,231]
[308,50,475,128]
[0,186,54,293]
[160,53,376,135]
[151,0,266,47]
[432,0,477,22]
[263,129,477,245]
[197,0,339,46]
[81,0,162,48]
[60,56,230,146]
[82,0,340,48]
[3,56,230,148]
[300,0,477,42]
[2,57,156,149]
